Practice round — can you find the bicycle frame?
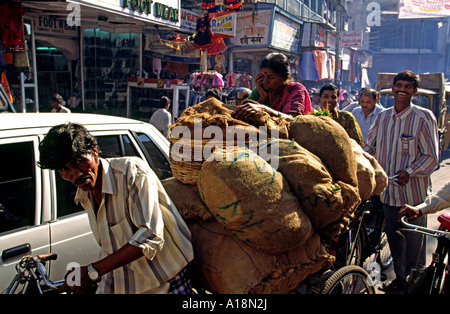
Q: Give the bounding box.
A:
[399,216,450,294]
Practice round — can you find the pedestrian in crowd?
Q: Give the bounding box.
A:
[149,96,172,139]
[309,88,321,111]
[364,70,440,293]
[318,83,364,146]
[351,88,384,144]
[398,181,450,221]
[50,93,71,113]
[205,88,222,101]
[38,122,193,294]
[339,91,351,109]
[234,52,312,119]
[342,88,366,112]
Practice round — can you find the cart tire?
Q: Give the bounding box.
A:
[321,265,375,294]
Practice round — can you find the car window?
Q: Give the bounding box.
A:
[135,132,172,180]
[0,141,36,233]
[97,134,140,158]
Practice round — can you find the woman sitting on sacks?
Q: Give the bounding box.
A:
[233,52,313,120]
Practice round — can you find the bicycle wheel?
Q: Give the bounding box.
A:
[321,265,375,294]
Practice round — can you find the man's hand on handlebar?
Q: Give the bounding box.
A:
[59,265,97,294]
[398,204,422,222]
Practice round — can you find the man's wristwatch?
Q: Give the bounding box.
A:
[87,263,101,282]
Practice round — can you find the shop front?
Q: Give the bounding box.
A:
[225,3,303,92]
[3,0,188,118]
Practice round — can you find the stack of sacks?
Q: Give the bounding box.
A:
[164,102,387,294]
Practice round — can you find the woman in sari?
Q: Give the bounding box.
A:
[233,52,312,119]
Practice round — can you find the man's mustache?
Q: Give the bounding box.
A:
[75,174,92,185]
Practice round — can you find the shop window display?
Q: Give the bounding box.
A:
[82,29,139,116]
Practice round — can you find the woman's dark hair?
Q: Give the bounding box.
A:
[393,70,420,89]
[260,52,291,79]
[38,122,98,170]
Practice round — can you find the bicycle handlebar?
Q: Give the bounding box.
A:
[33,257,64,290]
[398,216,450,239]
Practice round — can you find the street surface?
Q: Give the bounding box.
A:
[377,147,450,293]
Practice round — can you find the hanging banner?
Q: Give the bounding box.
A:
[398,0,450,18]
[209,11,236,37]
[144,33,200,63]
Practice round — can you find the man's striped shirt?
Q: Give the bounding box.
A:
[75,157,193,294]
[364,104,439,207]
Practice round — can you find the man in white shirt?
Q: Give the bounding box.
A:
[150,96,172,139]
[352,88,384,144]
[50,93,71,113]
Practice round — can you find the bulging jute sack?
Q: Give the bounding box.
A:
[267,139,347,230]
[289,115,358,187]
[361,151,388,195]
[161,177,212,221]
[197,146,313,254]
[187,218,334,294]
[349,139,376,200]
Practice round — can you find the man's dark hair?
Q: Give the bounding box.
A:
[359,88,379,101]
[393,70,420,89]
[160,96,171,108]
[38,122,98,170]
[319,83,339,97]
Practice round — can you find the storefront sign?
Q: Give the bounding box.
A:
[229,10,270,46]
[341,31,362,48]
[180,9,199,33]
[67,0,181,27]
[209,12,236,37]
[144,33,200,63]
[34,16,79,37]
[270,13,301,52]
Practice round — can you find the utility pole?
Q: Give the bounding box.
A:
[334,0,342,87]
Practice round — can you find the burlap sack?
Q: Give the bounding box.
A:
[361,151,388,195]
[161,177,212,221]
[235,99,291,139]
[267,139,348,230]
[187,218,334,294]
[169,97,259,185]
[171,97,250,130]
[198,146,313,254]
[349,139,376,200]
[289,115,358,187]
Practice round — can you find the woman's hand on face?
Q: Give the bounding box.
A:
[255,73,268,93]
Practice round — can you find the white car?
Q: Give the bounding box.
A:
[0,113,172,291]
